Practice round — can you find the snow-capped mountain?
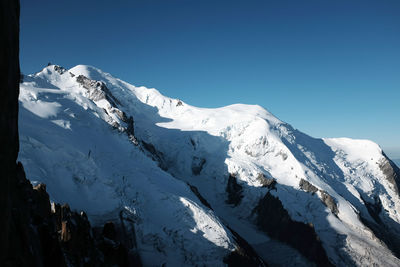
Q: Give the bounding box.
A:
[19,64,400,266]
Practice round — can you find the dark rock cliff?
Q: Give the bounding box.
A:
[253,192,333,266]
[0,0,22,262]
[226,174,244,206]
[379,152,400,196]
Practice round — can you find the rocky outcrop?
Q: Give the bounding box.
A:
[298,179,339,215]
[359,194,382,224]
[97,222,130,266]
[5,162,141,266]
[299,178,318,194]
[141,141,168,170]
[2,163,66,266]
[113,108,128,123]
[253,192,332,266]
[54,203,103,266]
[188,183,213,210]
[95,211,142,266]
[75,73,139,145]
[53,65,67,75]
[358,194,400,259]
[226,174,244,206]
[319,190,339,215]
[256,173,276,189]
[125,115,137,144]
[76,74,120,106]
[224,226,267,267]
[0,0,23,263]
[379,153,400,195]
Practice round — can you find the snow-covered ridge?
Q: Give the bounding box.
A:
[19,64,400,266]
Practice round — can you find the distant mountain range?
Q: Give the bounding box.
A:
[18,64,400,266]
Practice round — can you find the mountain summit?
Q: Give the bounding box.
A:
[19,64,400,266]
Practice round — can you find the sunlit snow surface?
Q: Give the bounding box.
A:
[19,65,400,266]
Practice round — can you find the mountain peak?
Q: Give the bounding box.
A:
[18,64,400,266]
[69,64,104,79]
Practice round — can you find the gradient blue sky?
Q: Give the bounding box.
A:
[20,0,400,158]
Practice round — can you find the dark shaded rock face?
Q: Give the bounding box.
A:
[55,203,105,266]
[3,163,142,266]
[253,192,332,266]
[126,115,136,142]
[53,65,67,75]
[360,194,382,224]
[0,0,22,263]
[141,141,168,170]
[2,163,67,266]
[224,226,268,267]
[103,221,117,240]
[379,153,400,195]
[191,156,206,175]
[358,194,400,259]
[96,221,130,267]
[299,178,318,194]
[188,183,213,210]
[94,214,142,267]
[113,109,128,123]
[226,174,244,206]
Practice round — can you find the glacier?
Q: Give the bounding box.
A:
[18,64,400,266]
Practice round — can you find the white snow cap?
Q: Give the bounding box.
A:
[18,64,400,266]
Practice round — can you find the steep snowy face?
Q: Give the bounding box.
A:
[19,64,400,266]
[18,65,243,266]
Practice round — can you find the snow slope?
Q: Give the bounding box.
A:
[19,67,236,266]
[19,64,400,266]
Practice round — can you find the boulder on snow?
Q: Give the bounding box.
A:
[299,179,318,194]
[53,65,67,75]
[256,173,276,189]
[319,190,338,215]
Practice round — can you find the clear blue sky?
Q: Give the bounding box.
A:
[20,0,400,158]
